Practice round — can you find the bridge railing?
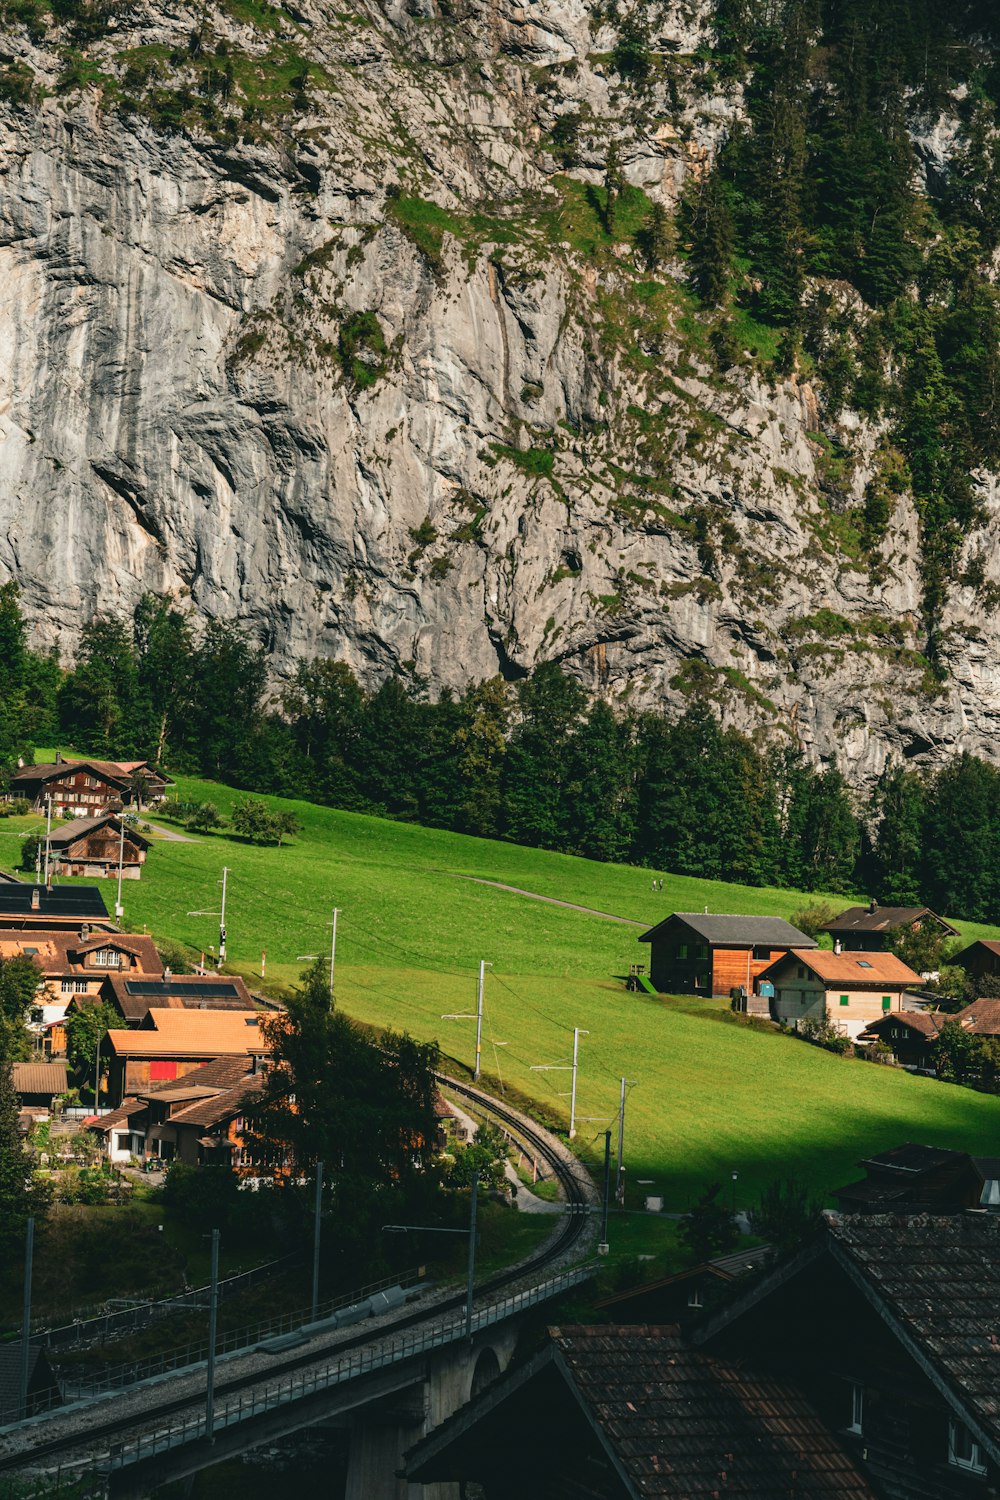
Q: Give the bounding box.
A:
[56,1266,425,1400]
[106,1263,595,1471]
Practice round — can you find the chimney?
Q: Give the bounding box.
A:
[30,887,40,911]
[164,965,172,981]
[834,938,843,955]
[55,750,62,765]
[868,898,878,915]
[80,924,90,941]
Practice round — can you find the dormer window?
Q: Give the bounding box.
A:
[848,1383,863,1435]
[949,1420,987,1475]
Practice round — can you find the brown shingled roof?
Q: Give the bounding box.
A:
[861,1009,946,1040]
[763,948,921,987]
[12,1061,68,1096]
[106,1008,264,1058]
[822,904,958,937]
[952,997,1000,1035]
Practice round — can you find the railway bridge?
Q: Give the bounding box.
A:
[0,1078,599,1500]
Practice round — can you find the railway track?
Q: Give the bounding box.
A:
[0,1075,596,1475]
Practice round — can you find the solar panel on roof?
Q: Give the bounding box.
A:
[124,980,241,998]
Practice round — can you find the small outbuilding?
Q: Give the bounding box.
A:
[638,912,817,997]
[951,939,1000,982]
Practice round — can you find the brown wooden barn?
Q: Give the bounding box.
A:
[638,912,817,997]
[47,814,150,880]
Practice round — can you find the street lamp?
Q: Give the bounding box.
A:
[382,1170,480,1338]
[731,1170,738,1216]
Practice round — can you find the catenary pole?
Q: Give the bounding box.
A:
[599,1130,611,1254]
[115,816,126,920]
[475,960,485,1082]
[18,1218,34,1422]
[329,909,339,995]
[311,1161,325,1320]
[206,1229,220,1439]
[465,1170,479,1341]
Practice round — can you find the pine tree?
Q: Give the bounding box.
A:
[0,1059,44,1254]
[869,764,924,905]
[687,169,734,307]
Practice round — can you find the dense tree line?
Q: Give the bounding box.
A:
[680,0,1000,640]
[6,583,1000,920]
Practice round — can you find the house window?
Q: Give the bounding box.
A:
[839,995,849,1006]
[90,950,123,967]
[882,996,892,1011]
[797,967,806,979]
[857,960,873,969]
[687,1288,703,1309]
[752,946,771,961]
[60,979,89,994]
[848,1383,863,1435]
[677,944,689,960]
[949,1420,987,1475]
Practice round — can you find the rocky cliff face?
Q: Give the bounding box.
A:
[0,0,997,782]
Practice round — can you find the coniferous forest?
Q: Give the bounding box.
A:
[3,580,1000,923]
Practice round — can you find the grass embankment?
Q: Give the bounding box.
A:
[3,777,999,1213]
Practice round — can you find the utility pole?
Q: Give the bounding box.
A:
[329,908,339,996]
[94,1033,101,1110]
[475,960,486,1082]
[206,1229,220,1440]
[569,1027,587,1139]
[42,795,52,886]
[114,816,126,921]
[465,1170,479,1341]
[530,1026,588,1140]
[18,1218,34,1422]
[599,1130,611,1255]
[616,1076,636,1205]
[441,960,492,1081]
[311,1161,324,1321]
[218,867,229,968]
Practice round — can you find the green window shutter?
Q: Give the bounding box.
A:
[882,996,892,1011]
[840,995,849,1006]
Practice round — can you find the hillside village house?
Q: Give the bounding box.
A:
[104,1007,267,1104]
[0,929,163,1050]
[858,1008,944,1070]
[638,912,817,996]
[46,815,150,881]
[0,884,115,933]
[951,938,1000,982]
[820,902,958,952]
[758,948,921,1039]
[831,1144,1000,1216]
[92,1056,266,1165]
[8,754,173,816]
[101,971,256,1028]
[692,1213,1000,1500]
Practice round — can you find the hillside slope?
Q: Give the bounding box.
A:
[2,0,1000,782]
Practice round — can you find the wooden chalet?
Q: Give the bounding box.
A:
[92,1056,266,1166]
[8,753,173,816]
[831,1144,986,1216]
[951,938,1000,981]
[759,948,921,1039]
[403,1324,875,1498]
[692,1213,1000,1499]
[638,912,817,997]
[47,815,150,881]
[0,884,115,933]
[859,1009,945,1069]
[820,902,958,952]
[1,930,163,1052]
[104,1007,266,1104]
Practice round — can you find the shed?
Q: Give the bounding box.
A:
[12,1060,69,1110]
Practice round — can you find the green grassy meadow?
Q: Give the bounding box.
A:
[4,775,1000,1213]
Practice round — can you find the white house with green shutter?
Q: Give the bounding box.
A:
[758,948,923,1040]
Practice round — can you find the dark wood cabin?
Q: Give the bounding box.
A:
[820,902,958,953]
[47,814,150,880]
[951,938,1000,982]
[9,754,172,816]
[638,912,816,997]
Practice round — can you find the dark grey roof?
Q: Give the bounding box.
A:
[640,912,817,947]
[822,905,958,936]
[859,1143,965,1176]
[0,870,24,884]
[0,885,109,918]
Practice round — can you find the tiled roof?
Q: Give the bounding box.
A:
[0,929,161,979]
[952,997,1000,1035]
[822,905,957,936]
[551,1326,875,1496]
[169,1072,265,1128]
[12,1061,68,1095]
[107,1008,265,1058]
[861,1009,945,1039]
[640,913,818,948]
[92,1058,262,1133]
[827,1215,1000,1452]
[767,949,921,986]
